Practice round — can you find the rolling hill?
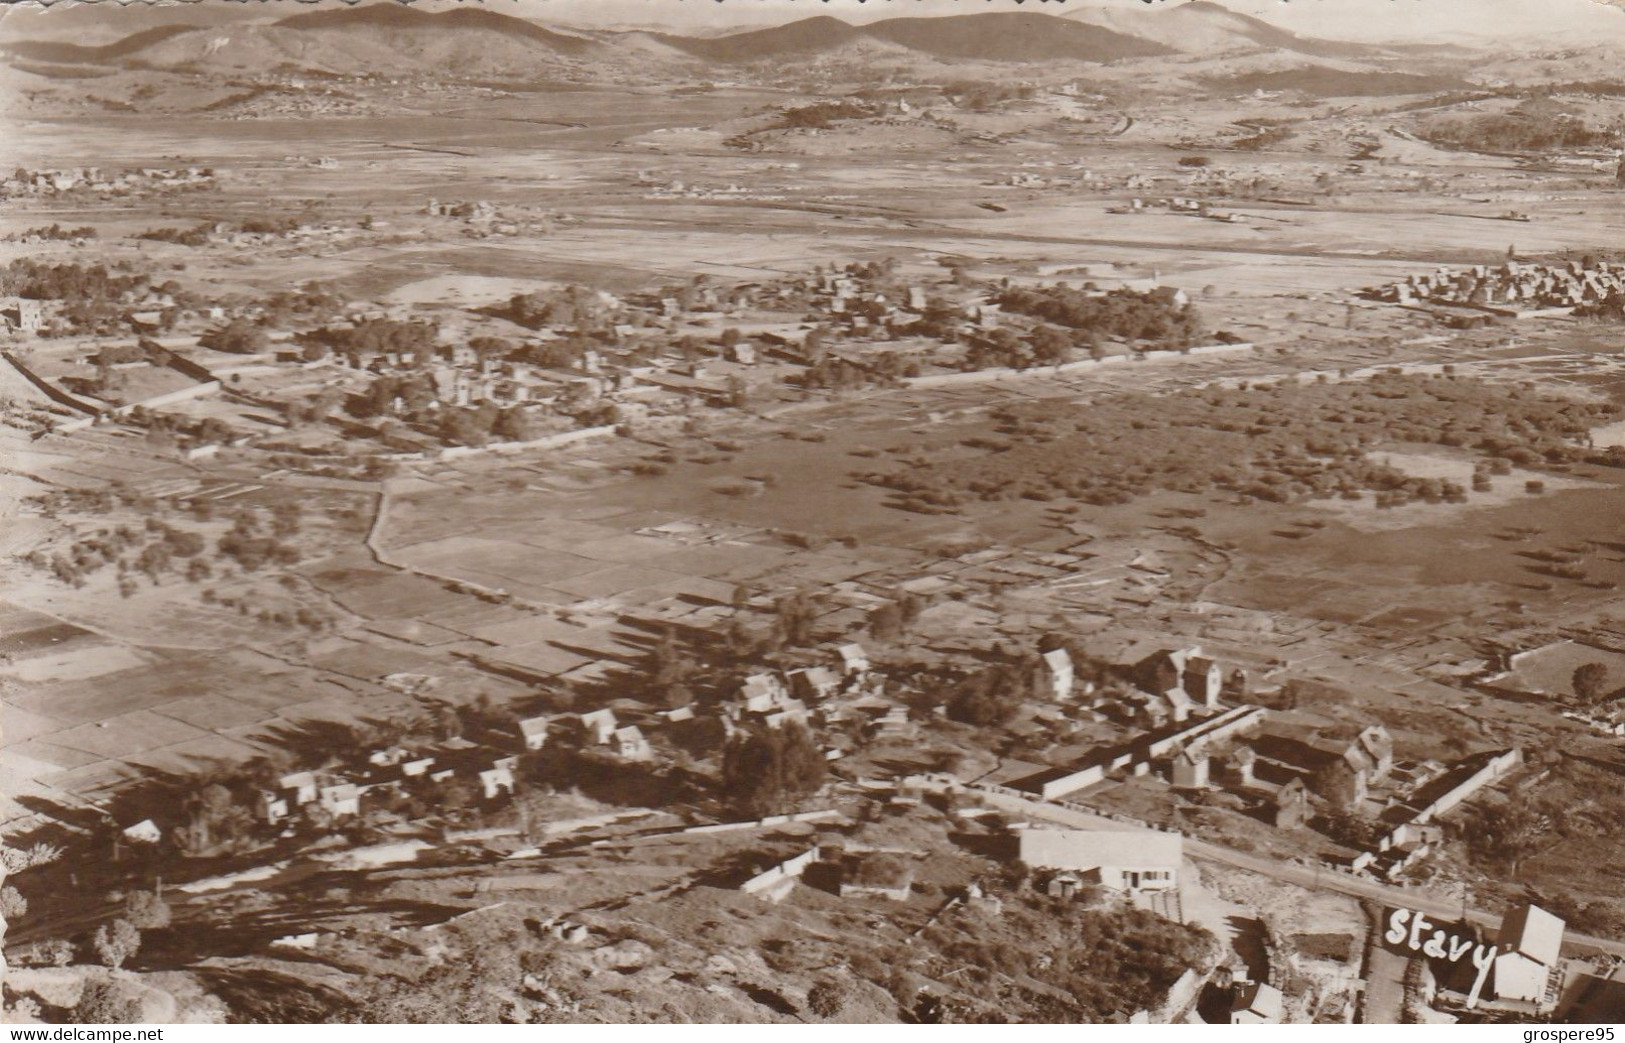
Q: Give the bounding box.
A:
[1066,0,1373,59]
[0,7,1179,79]
[863,13,1172,63]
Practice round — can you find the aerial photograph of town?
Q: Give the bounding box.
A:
[2,0,1625,1026]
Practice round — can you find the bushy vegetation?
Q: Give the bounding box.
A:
[0,258,145,307]
[774,100,877,129]
[137,223,213,247]
[1420,103,1616,153]
[995,284,1202,346]
[18,223,96,241]
[865,373,1620,510]
[915,901,1213,1022]
[720,721,827,817]
[300,317,439,362]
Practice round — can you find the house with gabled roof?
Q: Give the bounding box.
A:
[578,708,618,746]
[837,643,870,676]
[787,665,842,703]
[1169,745,1209,789]
[1017,828,1182,893]
[121,819,162,845]
[1494,903,1565,1006]
[1040,648,1074,703]
[517,715,552,751]
[279,770,321,807]
[479,764,517,801]
[613,725,652,761]
[318,782,361,819]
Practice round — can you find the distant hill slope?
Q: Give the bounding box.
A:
[652,15,867,62]
[659,12,1171,63]
[276,2,598,55]
[5,7,1179,77]
[0,24,196,64]
[1067,0,1372,58]
[861,12,1172,62]
[0,3,624,80]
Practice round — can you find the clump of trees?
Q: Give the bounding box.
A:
[774,100,877,130]
[200,319,269,355]
[136,224,212,247]
[995,284,1203,346]
[720,722,827,817]
[1421,104,1615,154]
[301,317,439,363]
[19,223,96,241]
[1573,662,1613,705]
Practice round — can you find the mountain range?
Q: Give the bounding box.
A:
[0,0,1400,80]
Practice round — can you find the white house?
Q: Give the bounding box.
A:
[613,725,652,761]
[1017,828,1182,892]
[741,673,787,710]
[1040,648,1074,703]
[579,708,618,746]
[257,790,290,825]
[479,764,517,801]
[318,783,361,818]
[517,715,551,751]
[1494,903,1565,1006]
[121,819,162,845]
[279,770,321,807]
[837,643,870,676]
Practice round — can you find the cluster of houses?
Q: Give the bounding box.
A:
[244,705,674,830]
[1375,259,1625,313]
[1,166,214,197]
[987,638,1530,883]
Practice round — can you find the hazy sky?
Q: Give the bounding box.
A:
[4,0,1624,44]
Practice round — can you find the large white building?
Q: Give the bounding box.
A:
[1494,903,1564,1006]
[1018,828,1183,892]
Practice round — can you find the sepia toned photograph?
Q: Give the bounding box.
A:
[1,0,1624,1026]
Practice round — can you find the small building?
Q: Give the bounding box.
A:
[579,708,618,746]
[318,783,361,819]
[517,715,551,751]
[257,791,290,825]
[1230,982,1283,1024]
[1016,828,1182,892]
[660,705,696,725]
[1170,746,1209,789]
[740,673,787,708]
[279,771,320,807]
[787,666,842,703]
[837,643,870,676]
[0,297,44,332]
[1356,725,1395,781]
[612,725,652,761]
[1183,655,1223,708]
[479,764,517,801]
[763,700,810,729]
[121,819,162,845]
[1046,869,1095,900]
[1040,648,1075,703]
[1494,903,1565,1006]
[1273,777,1310,830]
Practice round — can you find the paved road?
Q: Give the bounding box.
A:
[978,788,1625,961]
